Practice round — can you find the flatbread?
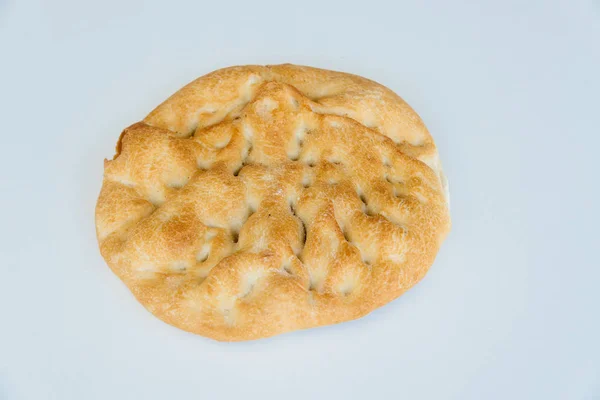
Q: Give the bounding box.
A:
[95,64,450,341]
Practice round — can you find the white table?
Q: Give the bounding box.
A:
[1,1,598,399]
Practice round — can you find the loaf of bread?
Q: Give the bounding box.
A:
[95,64,450,341]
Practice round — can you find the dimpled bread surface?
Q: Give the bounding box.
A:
[95,64,451,341]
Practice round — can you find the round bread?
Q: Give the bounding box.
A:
[95,64,451,341]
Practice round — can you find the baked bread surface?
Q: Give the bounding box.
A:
[95,64,450,341]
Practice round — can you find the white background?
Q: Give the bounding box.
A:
[1,1,599,399]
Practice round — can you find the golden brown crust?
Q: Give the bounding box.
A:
[95,64,450,341]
